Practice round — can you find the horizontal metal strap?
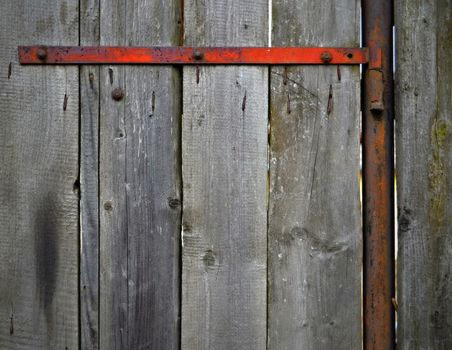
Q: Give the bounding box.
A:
[18,46,375,66]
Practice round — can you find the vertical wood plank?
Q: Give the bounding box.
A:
[80,0,100,349]
[181,1,268,349]
[99,2,127,347]
[99,1,182,349]
[396,0,452,348]
[268,1,362,349]
[0,1,79,349]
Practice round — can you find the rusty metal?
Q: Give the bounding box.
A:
[18,46,371,65]
[368,69,385,113]
[193,50,204,60]
[362,0,395,349]
[111,87,124,101]
[36,47,47,60]
[320,51,333,64]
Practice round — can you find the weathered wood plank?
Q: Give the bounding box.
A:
[181,1,268,349]
[268,1,362,349]
[80,0,100,349]
[0,1,79,349]
[99,1,182,349]
[395,1,452,349]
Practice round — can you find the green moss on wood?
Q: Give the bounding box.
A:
[428,117,448,230]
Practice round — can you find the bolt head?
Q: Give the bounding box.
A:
[320,51,332,64]
[112,87,124,101]
[193,50,204,60]
[36,48,47,60]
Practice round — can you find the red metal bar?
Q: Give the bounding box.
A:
[362,0,395,349]
[18,46,369,65]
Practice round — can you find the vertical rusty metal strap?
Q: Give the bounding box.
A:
[362,0,395,349]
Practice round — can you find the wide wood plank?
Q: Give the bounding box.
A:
[268,1,362,349]
[0,1,79,349]
[98,1,182,349]
[181,1,268,349]
[395,0,452,348]
[80,0,100,349]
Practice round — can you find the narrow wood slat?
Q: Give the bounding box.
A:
[395,0,452,348]
[0,0,79,349]
[80,0,100,349]
[99,1,182,349]
[181,1,268,349]
[268,1,362,349]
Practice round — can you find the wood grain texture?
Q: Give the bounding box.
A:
[0,0,79,349]
[181,1,268,349]
[268,1,362,349]
[80,0,100,349]
[98,0,182,349]
[395,1,452,349]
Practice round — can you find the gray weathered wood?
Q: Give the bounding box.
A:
[99,1,182,349]
[181,1,268,349]
[80,0,100,349]
[268,1,362,349]
[395,0,452,348]
[0,0,79,349]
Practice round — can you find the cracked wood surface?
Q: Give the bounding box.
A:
[0,0,79,348]
[80,0,100,348]
[98,1,182,349]
[181,0,268,349]
[267,1,362,349]
[396,0,452,348]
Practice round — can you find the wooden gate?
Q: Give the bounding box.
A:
[1,0,451,349]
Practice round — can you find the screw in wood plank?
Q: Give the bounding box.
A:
[320,51,332,64]
[193,50,204,60]
[36,48,47,60]
[112,87,124,101]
